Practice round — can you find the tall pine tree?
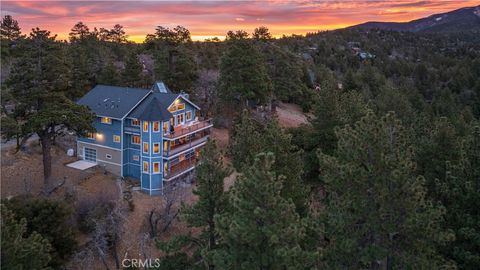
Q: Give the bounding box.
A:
[318,111,451,269]
[213,153,315,269]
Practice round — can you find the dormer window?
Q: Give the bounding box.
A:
[101,117,112,124]
[131,119,140,126]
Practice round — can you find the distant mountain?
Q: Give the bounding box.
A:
[352,6,480,33]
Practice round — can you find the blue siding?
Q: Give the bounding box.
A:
[78,117,122,149]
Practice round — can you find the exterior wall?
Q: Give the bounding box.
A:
[169,97,197,128]
[122,118,141,179]
[78,117,123,149]
[140,120,165,195]
[77,141,122,175]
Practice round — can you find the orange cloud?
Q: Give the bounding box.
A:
[1,1,477,42]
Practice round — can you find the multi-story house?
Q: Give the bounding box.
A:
[76,82,213,195]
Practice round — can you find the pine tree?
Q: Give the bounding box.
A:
[5,28,96,187]
[122,52,143,87]
[318,111,451,269]
[213,153,316,269]
[437,125,480,269]
[1,205,52,269]
[4,196,78,268]
[229,111,309,214]
[69,21,90,42]
[98,60,120,85]
[219,38,272,106]
[175,140,231,269]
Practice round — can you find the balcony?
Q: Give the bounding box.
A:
[164,135,208,157]
[163,157,196,181]
[164,119,213,139]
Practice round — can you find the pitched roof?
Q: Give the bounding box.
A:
[128,93,178,121]
[77,85,150,119]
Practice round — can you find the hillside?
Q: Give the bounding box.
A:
[352,5,480,33]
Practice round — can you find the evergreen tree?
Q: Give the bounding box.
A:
[122,52,143,87]
[154,46,197,92]
[98,60,120,85]
[0,14,22,40]
[441,125,480,269]
[219,38,272,106]
[69,21,90,42]
[213,153,316,269]
[4,196,77,268]
[5,28,95,187]
[171,140,230,269]
[318,112,451,269]
[1,205,52,270]
[230,111,309,214]
[252,26,272,41]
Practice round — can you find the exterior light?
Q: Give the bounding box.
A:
[96,133,104,141]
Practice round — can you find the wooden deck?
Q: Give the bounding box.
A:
[164,119,213,139]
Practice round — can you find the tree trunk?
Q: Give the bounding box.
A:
[40,134,53,189]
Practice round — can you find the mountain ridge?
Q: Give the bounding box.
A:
[351,5,480,33]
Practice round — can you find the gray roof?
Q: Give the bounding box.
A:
[128,92,179,121]
[77,85,150,119]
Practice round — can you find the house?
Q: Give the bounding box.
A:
[76,81,213,195]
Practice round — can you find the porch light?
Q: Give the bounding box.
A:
[96,133,104,141]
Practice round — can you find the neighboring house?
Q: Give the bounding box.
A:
[77,81,213,195]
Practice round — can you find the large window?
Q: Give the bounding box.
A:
[132,135,140,145]
[143,142,149,153]
[113,135,121,143]
[163,122,169,133]
[176,113,184,126]
[153,121,160,132]
[186,111,192,121]
[143,121,149,132]
[101,117,112,124]
[131,119,140,126]
[143,161,149,173]
[153,162,160,173]
[153,143,160,154]
[177,103,185,110]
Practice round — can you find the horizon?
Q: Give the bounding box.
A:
[1,1,478,42]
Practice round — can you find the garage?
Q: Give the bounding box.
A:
[84,147,97,163]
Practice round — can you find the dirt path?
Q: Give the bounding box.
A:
[275,102,310,128]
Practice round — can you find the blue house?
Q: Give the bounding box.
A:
[76,82,213,195]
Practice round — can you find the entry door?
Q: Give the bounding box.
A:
[84,147,97,163]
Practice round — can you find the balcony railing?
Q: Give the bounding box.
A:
[164,135,208,157]
[163,157,196,181]
[164,119,213,139]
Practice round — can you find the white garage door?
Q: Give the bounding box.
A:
[84,148,97,163]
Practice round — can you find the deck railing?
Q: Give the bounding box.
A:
[164,119,213,139]
[164,158,196,180]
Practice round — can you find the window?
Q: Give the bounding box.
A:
[168,104,177,112]
[176,113,184,126]
[143,161,149,173]
[143,121,149,132]
[113,135,121,143]
[143,142,149,153]
[153,121,160,132]
[87,132,95,139]
[163,122,169,133]
[106,154,112,159]
[101,117,112,124]
[132,135,140,145]
[177,103,185,110]
[153,162,160,173]
[153,143,160,153]
[131,119,140,126]
[133,155,139,161]
[186,111,192,121]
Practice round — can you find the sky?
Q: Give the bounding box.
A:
[1,1,477,42]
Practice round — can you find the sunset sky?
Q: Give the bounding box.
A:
[1,1,477,42]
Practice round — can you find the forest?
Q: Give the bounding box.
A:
[1,13,479,270]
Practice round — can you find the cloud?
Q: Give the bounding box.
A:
[1,0,477,42]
